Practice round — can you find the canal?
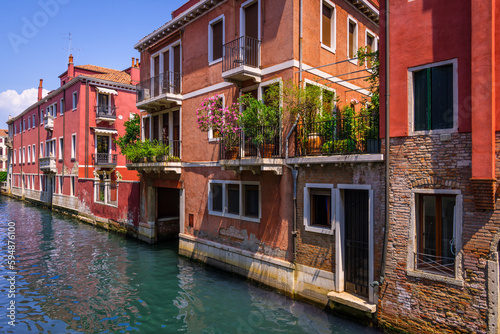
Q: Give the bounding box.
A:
[0,197,379,333]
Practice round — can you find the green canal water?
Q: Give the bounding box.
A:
[0,196,379,333]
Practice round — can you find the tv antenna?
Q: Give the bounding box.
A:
[61,32,82,62]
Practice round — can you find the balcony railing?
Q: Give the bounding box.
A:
[219,126,281,160]
[95,105,117,118]
[137,71,182,103]
[290,114,380,157]
[92,153,117,166]
[39,156,56,173]
[223,36,260,72]
[43,115,54,131]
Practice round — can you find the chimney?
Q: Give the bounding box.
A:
[130,57,140,85]
[38,79,43,101]
[68,54,75,79]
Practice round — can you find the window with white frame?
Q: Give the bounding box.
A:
[46,139,56,157]
[410,60,456,133]
[22,147,25,164]
[32,114,35,128]
[208,95,224,141]
[40,142,44,157]
[23,120,25,132]
[304,183,335,234]
[32,144,36,163]
[94,174,118,206]
[150,41,182,96]
[208,15,225,63]
[347,17,358,60]
[27,146,31,164]
[18,149,21,165]
[72,91,78,109]
[28,117,31,129]
[13,150,16,164]
[60,98,64,115]
[410,190,462,279]
[365,29,377,53]
[53,103,57,117]
[208,180,261,222]
[321,0,335,51]
[59,137,64,160]
[40,110,43,125]
[32,175,35,190]
[71,134,76,159]
[70,176,75,196]
[304,80,336,114]
[59,176,64,194]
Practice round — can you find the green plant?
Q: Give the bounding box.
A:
[239,85,282,147]
[99,190,105,202]
[0,171,7,182]
[115,114,140,155]
[356,47,379,116]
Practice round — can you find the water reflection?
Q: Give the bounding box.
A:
[0,197,379,333]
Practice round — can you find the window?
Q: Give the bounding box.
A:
[46,139,56,157]
[150,41,182,96]
[365,29,377,53]
[53,103,57,117]
[94,174,118,206]
[60,98,64,116]
[209,15,224,63]
[208,181,261,222]
[23,120,25,132]
[412,62,455,132]
[321,1,335,51]
[13,150,16,164]
[304,80,336,114]
[32,144,36,163]
[40,142,44,157]
[72,91,78,109]
[142,116,150,140]
[412,191,462,279]
[40,110,43,125]
[22,147,25,164]
[304,183,335,234]
[71,134,76,159]
[59,137,64,160]
[32,175,35,190]
[28,117,31,129]
[208,95,224,141]
[70,176,75,196]
[59,176,64,194]
[18,149,21,165]
[347,17,358,60]
[32,114,35,128]
[27,146,31,163]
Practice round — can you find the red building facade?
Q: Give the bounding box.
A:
[6,56,141,235]
[131,0,381,315]
[380,0,500,332]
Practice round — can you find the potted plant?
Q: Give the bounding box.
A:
[239,85,282,158]
[196,95,242,160]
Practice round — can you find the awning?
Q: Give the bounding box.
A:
[96,87,118,96]
[92,127,118,135]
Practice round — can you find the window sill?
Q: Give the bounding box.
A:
[209,211,260,223]
[208,137,220,143]
[407,269,464,287]
[209,58,222,66]
[304,224,334,235]
[321,44,336,54]
[348,59,358,65]
[409,128,457,136]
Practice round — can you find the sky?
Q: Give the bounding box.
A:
[0,0,188,129]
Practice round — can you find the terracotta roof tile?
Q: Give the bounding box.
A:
[0,129,8,137]
[87,72,132,85]
[75,65,121,74]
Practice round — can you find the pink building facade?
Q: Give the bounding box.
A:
[6,56,141,236]
[131,0,382,317]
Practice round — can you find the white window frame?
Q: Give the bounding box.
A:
[40,110,43,126]
[60,98,64,116]
[28,117,31,130]
[240,0,261,39]
[208,180,261,223]
[320,0,336,53]
[150,39,182,95]
[365,28,378,52]
[93,177,118,207]
[71,133,76,160]
[27,146,31,164]
[303,79,336,113]
[70,176,75,196]
[94,134,111,155]
[40,142,44,157]
[23,120,25,132]
[208,14,225,65]
[58,175,64,194]
[72,91,78,110]
[32,114,35,128]
[32,144,36,163]
[13,150,16,165]
[208,94,224,141]
[407,189,463,285]
[303,183,335,235]
[58,137,64,160]
[46,139,56,157]
[347,16,358,64]
[32,175,35,190]
[408,58,459,136]
[141,115,152,141]
[22,147,25,164]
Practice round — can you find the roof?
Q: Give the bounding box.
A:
[75,65,122,74]
[73,65,132,85]
[0,129,8,137]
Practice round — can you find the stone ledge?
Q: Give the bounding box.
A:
[327,291,376,313]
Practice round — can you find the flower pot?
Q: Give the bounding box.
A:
[307,133,323,155]
[225,148,239,160]
[147,156,156,162]
[260,143,275,158]
[156,155,167,162]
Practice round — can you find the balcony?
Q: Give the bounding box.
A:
[126,140,182,174]
[219,126,283,175]
[39,156,56,173]
[136,71,182,111]
[95,105,117,124]
[92,153,117,168]
[43,115,54,131]
[222,36,262,87]
[286,114,383,165]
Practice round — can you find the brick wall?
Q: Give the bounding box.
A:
[380,133,500,333]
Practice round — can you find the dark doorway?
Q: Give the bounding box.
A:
[344,189,369,297]
[156,187,180,241]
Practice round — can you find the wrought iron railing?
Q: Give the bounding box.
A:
[415,252,455,277]
[137,71,182,103]
[222,36,260,72]
[95,105,117,118]
[92,153,117,165]
[291,114,380,157]
[219,126,281,160]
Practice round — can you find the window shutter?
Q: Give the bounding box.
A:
[348,21,355,58]
[212,21,223,60]
[322,4,332,47]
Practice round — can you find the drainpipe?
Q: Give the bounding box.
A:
[285,115,301,262]
[379,0,390,286]
[299,0,303,83]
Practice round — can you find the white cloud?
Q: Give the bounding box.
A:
[0,88,49,128]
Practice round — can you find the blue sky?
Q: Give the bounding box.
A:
[0,0,187,128]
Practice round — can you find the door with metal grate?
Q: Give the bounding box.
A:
[344,189,369,297]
